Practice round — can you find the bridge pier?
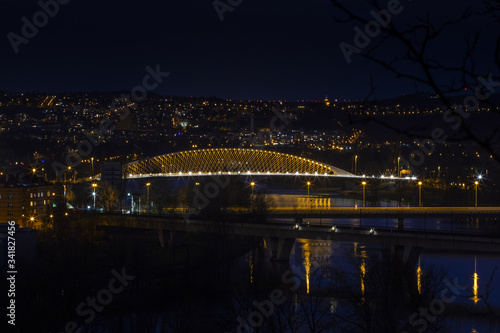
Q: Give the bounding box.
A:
[265,237,296,261]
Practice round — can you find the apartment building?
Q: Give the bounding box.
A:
[0,174,55,228]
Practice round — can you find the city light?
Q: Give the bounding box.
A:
[418,181,423,207]
[92,183,98,208]
[474,180,479,207]
[146,182,151,206]
[307,181,311,209]
[361,181,367,207]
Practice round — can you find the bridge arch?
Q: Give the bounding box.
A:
[121,148,354,178]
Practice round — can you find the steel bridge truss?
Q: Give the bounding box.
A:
[120,148,356,178]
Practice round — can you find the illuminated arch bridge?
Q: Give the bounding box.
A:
[112,148,410,180]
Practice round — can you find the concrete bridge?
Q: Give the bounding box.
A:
[94,213,500,267]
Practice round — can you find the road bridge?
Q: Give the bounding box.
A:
[93,213,500,266]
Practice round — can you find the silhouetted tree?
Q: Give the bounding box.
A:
[98,181,120,212]
[249,192,276,223]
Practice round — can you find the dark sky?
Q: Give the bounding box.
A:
[0,0,497,100]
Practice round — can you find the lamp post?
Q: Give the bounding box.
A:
[361,181,366,208]
[474,181,479,207]
[194,182,200,210]
[307,181,311,210]
[397,156,400,177]
[355,155,358,175]
[250,181,256,210]
[92,183,97,208]
[65,166,71,182]
[91,157,94,177]
[146,182,151,207]
[418,181,422,207]
[128,193,134,214]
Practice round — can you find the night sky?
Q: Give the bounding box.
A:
[0,0,497,100]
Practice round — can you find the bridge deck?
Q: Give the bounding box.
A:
[94,213,500,254]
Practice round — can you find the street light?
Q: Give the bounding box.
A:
[195,182,200,204]
[307,181,311,209]
[91,183,97,208]
[474,181,479,207]
[397,156,400,177]
[146,182,151,207]
[65,166,71,182]
[418,181,422,207]
[355,155,358,175]
[361,181,366,208]
[91,157,94,177]
[250,181,255,195]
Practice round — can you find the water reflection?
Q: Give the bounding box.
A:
[417,257,423,295]
[330,297,336,314]
[302,241,312,294]
[297,239,336,294]
[471,256,480,304]
[360,258,366,303]
[249,253,254,284]
[297,196,331,209]
[269,194,399,208]
[291,239,500,332]
[353,242,367,303]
